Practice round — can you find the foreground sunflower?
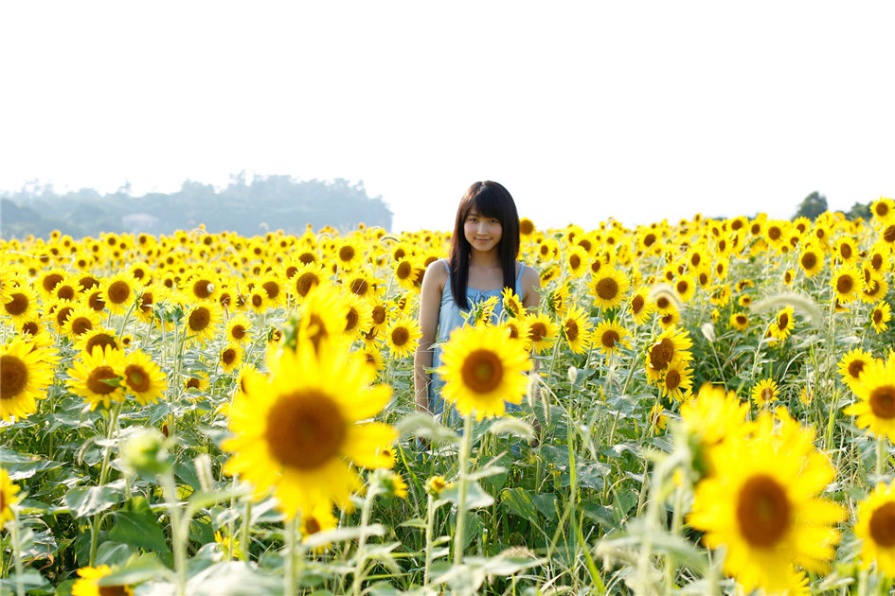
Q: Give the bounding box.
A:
[855,479,895,578]
[1,467,21,525]
[843,356,895,442]
[222,336,397,519]
[70,564,134,596]
[0,337,55,421]
[436,323,532,420]
[687,409,845,594]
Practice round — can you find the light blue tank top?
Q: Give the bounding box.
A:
[428,259,527,418]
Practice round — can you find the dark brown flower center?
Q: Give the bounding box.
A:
[0,355,27,399]
[736,474,790,547]
[869,501,895,547]
[266,391,345,470]
[461,349,504,394]
[870,385,895,420]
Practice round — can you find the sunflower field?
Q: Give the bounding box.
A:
[3,200,895,595]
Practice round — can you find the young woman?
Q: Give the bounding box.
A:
[413,180,541,420]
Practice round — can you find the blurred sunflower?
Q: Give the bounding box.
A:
[871,300,892,334]
[838,347,876,392]
[0,337,55,421]
[500,317,532,351]
[854,479,895,578]
[74,327,123,355]
[658,360,693,402]
[797,243,825,277]
[861,269,889,304]
[729,312,749,331]
[565,245,590,278]
[59,303,102,339]
[289,263,327,303]
[222,335,396,519]
[226,313,253,345]
[545,282,570,318]
[500,287,525,319]
[70,564,134,596]
[645,325,693,382]
[2,283,39,324]
[296,283,350,353]
[101,272,137,315]
[870,196,895,224]
[524,312,559,355]
[627,286,653,325]
[437,323,531,420]
[833,236,860,265]
[0,468,20,525]
[219,342,245,374]
[343,293,374,340]
[768,305,796,342]
[678,383,750,478]
[751,378,779,408]
[687,409,845,594]
[66,345,127,411]
[831,263,863,304]
[649,403,668,433]
[843,357,895,442]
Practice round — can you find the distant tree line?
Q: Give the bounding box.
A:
[792,191,872,221]
[0,173,393,239]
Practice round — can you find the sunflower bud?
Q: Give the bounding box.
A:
[120,427,171,476]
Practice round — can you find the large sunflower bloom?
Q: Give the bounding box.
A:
[524,312,559,355]
[183,300,224,345]
[855,479,895,578]
[687,409,845,594]
[838,347,876,392]
[830,263,863,304]
[2,283,39,324]
[645,325,693,382]
[222,337,396,519]
[843,357,895,442]
[66,345,127,411]
[678,383,750,478]
[101,272,137,315]
[1,337,55,421]
[592,319,631,356]
[437,324,532,420]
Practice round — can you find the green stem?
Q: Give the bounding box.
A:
[159,470,187,596]
[352,486,377,595]
[452,413,474,566]
[10,510,25,596]
[423,493,436,588]
[284,515,298,596]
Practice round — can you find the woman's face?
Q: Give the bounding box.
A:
[463,207,503,253]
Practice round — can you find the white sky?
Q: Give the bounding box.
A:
[1,1,893,234]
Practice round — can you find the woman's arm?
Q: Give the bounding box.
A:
[413,260,447,414]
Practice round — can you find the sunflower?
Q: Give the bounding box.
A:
[645,325,693,382]
[184,271,219,303]
[101,272,137,315]
[831,263,863,304]
[679,383,751,478]
[300,501,339,549]
[649,403,668,433]
[59,303,102,339]
[2,283,39,324]
[219,342,245,374]
[385,315,422,360]
[295,283,351,353]
[854,479,895,578]
[524,312,560,355]
[687,409,845,594]
[565,245,590,278]
[0,337,55,421]
[135,283,165,325]
[74,327,123,355]
[867,241,893,274]
[838,347,876,392]
[833,236,860,265]
[768,305,796,341]
[70,564,134,596]
[36,267,67,300]
[0,468,21,525]
[500,317,532,351]
[729,312,749,331]
[870,197,895,224]
[500,287,526,319]
[797,243,825,277]
[658,360,693,401]
[343,292,374,340]
[843,357,895,442]
[545,282,571,318]
[66,345,127,411]
[221,335,397,519]
[183,371,210,396]
[871,300,892,334]
[588,266,630,310]
[672,273,697,303]
[332,236,363,271]
[751,378,779,408]
[244,285,270,315]
[592,319,631,356]
[183,300,224,345]
[861,269,889,304]
[560,305,593,355]
[121,349,168,406]
[289,263,328,303]
[628,286,653,325]
[437,323,532,420]
[393,257,420,291]
[226,313,253,345]
[258,273,287,308]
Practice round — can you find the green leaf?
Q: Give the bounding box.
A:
[63,482,126,518]
[499,488,541,525]
[441,480,494,510]
[109,507,170,554]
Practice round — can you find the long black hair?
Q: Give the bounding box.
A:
[448,180,520,310]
